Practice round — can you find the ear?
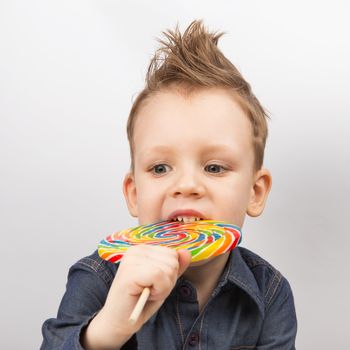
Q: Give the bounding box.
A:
[247,168,272,217]
[123,172,138,218]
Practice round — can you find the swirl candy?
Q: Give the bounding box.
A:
[98,220,242,263]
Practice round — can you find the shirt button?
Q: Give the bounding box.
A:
[188,332,199,346]
[180,285,192,298]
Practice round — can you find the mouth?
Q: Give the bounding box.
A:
[167,210,208,224]
[171,216,203,223]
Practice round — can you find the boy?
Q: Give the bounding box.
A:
[41,20,297,349]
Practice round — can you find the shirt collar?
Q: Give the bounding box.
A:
[217,247,265,317]
[173,247,265,317]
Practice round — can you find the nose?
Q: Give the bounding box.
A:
[170,170,205,198]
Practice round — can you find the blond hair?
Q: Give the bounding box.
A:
[127,20,269,171]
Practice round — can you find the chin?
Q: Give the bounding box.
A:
[188,252,230,268]
[188,256,217,267]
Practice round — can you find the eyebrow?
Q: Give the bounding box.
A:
[142,145,173,153]
[139,144,237,157]
[201,144,236,153]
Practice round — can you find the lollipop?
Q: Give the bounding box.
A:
[97,220,242,323]
[98,220,242,263]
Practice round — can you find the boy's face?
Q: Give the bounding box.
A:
[124,88,271,229]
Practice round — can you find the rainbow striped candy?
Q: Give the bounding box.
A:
[98,220,242,263]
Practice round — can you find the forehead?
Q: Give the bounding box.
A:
[132,88,254,159]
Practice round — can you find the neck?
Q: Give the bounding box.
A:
[182,253,230,309]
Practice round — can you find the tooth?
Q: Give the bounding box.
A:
[172,216,204,223]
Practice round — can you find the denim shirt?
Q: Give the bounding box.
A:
[41,247,297,349]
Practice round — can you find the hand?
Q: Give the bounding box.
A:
[82,245,191,350]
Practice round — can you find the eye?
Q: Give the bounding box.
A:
[205,164,227,174]
[150,164,171,175]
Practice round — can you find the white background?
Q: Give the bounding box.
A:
[1,1,349,348]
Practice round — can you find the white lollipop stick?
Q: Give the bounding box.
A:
[128,287,151,323]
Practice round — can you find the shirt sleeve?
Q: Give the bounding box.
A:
[40,254,138,350]
[257,275,297,350]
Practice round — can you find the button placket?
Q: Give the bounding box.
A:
[188,332,199,346]
[180,285,192,298]
[176,280,203,349]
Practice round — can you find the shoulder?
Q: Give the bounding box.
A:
[68,250,118,288]
[232,248,297,344]
[230,247,294,312]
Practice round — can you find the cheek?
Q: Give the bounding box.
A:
[215,182,252,216]
[135,181,164,219]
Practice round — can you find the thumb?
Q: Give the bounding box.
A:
[177,249,192,277]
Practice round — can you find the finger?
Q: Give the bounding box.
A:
[126,245,180,274]
[141,245,179,261]
[136,265,174,300]
[177,249,192,276]
[127,261,175,296]
[149,276,174,300]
